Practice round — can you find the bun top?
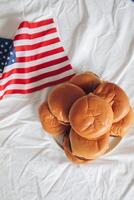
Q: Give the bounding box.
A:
[39,102,68,136]
[69,93,113,140]
[94,82,130,122]
[110,107,134,137]
[70,129,109,159]
[69,72,101,93]
[48,83,85,123]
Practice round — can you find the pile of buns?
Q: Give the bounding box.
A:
[39,72,134,164]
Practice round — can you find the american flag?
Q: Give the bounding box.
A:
[0,18,74,100]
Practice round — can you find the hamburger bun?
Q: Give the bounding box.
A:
[48,83,85,123]
[110,107,134,137]
[63,133,90,164]
[69,72,101,93]
[94,82,130,122]
[70,129,109,159]
[39,102,69,136]
[69,93,113,140]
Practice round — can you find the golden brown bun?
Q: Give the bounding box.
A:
[69,72,101,94]
[48,83,85,123]
[110,107,134,137]
[70,129,109,159]
[63,133,90,164]
[69,93,113,140]
[94,82,130,123]
[39,102,69,136]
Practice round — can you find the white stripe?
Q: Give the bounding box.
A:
[1,60,70,84]
[16,41,62,57]
[0,70,74,96]
[3,51,67,73]
[16,23,55,35]
[14,32,58,46]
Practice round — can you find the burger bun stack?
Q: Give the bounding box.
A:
[39,72,134,164]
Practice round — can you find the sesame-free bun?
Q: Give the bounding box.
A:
[94,82,130,122]
[39,102,68,136]
[110,107,134,137]
[70,129,109,159]
[69,72,101,93]
[63,133,89,164]
[48,83,85,123]
[69,94,113,140]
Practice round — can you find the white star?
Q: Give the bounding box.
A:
[1,62,4,65]
[10,52,13,55]
[4,49,7,52]
[12,59,15,62]
[3,55,6,59]
[7,57,10,60]
[5,62,7,65]
[5,42,8,45]
[1,45,4,48]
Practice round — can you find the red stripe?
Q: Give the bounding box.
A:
[16,47,64,62]
[18,19,54,29]
[0,18,75,100]
[15,37,60,51]
[14,28,56,40]
[0,74,75,100]
[1,56,69,79]
[0,65,73,90]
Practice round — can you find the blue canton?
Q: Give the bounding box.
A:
[0,38,16,73]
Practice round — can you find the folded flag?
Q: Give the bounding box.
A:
[0,18,74,100]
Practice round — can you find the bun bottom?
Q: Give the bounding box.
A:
[63,133,90,164]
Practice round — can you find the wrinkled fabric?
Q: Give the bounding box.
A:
[0,0,134,199]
